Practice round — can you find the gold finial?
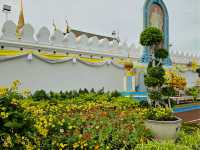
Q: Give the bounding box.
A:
[124,57,133,71]
[16,0,25,38]
[64,17,70,34]
[52,19,57,31]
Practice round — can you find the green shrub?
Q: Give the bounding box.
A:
[30,89,121,101]
[1,85,200,149]
[140,27,163,47]
[196,68,200,77]
[181,123,200,134]
[0,83,35,149]
[32,89,49,101]
[186,87,200,101]
[135,125,200,150]
[110,90,121,98]
[147,66,165,78]
[177,129,200,149]
[140,27,175,110]
[155,48,169,59]
[144,107,176,121]
[135,140,189,150]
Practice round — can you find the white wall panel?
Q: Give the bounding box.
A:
[0,58,124,92]
[182,71,199,88]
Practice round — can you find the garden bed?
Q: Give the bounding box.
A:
[0,82,200,149]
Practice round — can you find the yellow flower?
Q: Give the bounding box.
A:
[68,125,73,129]
[0,87,8,96]
[22,88,31,97]
[0,111,9,119]
[60,128,64,133]
[11,80,21,91]
[3,135,13,148]
[59,143,67,148]
[73,142,79,149]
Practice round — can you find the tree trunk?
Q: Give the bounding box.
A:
[150,45,156,67]
[168,98,172,109]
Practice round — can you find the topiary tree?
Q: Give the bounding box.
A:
[140,27,163,47]
[196,68,200,77]
[140,27,163,67]
[161,86,176,109]
[140,27,170,107]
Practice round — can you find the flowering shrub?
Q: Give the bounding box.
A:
[1,81,199,149]
[0,81,34,149]
[31,88,121,101]
[18,97,153,149]
[135,124,200,150]
[144,107,177,121]
[0,81,154,149]
[165,71,187,91]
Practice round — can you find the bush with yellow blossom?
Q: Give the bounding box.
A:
[1,81,199,149]
[165,71,187,91]
[0,81,35,149]
[0,81,154,149]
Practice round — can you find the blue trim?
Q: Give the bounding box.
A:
[127,76,133,91]
[141,0,172,66]
[121,92,148,101]
[137,72,147,92]
[121,92,148,96]
[173,105,200,113]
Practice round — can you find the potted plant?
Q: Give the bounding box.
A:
[140,27,182,140]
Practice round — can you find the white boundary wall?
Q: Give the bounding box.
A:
[181,71,199,88]
[0,57,124,92]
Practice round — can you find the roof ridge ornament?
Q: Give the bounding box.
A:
[52,19,57,31]
[16,0,25,39]
[64,17,71,35]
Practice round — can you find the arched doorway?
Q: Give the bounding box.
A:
[141,0,171,66]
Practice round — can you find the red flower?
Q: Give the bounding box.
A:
[83,132,92,140]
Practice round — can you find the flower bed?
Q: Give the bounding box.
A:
[0,81,200,149]
[18,97,153,149]
[0,82,153,149]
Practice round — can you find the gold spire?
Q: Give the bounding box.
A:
[52,19,57,31]
[16,0,25,38]
[65,24,70,34]
[64,17,70,34]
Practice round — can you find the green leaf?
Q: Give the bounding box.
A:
[140,27,163,47]
[4,121,23,128]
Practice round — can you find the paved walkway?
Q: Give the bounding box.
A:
[175,109,200,124]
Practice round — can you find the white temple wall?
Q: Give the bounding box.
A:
[0,57,124,92]
[181,71,199,88]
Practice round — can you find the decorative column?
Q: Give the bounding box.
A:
[123,57,136,92]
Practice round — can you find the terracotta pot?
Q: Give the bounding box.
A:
[145,117,182,140]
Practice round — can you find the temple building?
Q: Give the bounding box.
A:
[0,0,199,92]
